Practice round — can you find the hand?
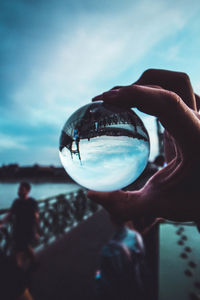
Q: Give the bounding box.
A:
[88,69,200,223]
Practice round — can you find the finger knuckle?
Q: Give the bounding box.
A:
[178,71,190,82]
[141,68,154,78]
[167,91,181,106]
[112,86,120,90]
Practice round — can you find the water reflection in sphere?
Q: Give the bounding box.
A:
[59,101,150,191]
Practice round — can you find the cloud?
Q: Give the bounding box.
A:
[79,136,149,164]
[0,144,60,166]
[0,133,27,151]
[162,44,182,62]
[60,135,149,190]
[1,0,200,165]
[9,0,200,127]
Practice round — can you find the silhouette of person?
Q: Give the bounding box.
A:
[0,182,39,269]
[0,250,34,300]
[95,224,147,300]
[88,69,200,227]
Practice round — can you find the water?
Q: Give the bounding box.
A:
[59,102,150,191]
[159,223,200,300]
[0,183,80,210]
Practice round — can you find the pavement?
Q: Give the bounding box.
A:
[30,209,116,300]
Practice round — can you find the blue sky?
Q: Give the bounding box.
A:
[60,136,149,191]
[1,0,200,166]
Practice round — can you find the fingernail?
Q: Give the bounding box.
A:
[92,95,103,101]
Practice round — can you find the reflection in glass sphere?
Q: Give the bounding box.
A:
[59,101,150,191]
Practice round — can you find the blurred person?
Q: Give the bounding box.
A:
[94,216,162,300]
[0,182,40,269]
[0,250,34,300]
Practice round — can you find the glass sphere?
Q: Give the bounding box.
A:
[59,101,150,191]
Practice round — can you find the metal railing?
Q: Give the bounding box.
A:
[0,189,99,255]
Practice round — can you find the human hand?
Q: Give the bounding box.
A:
[88,69,200,223]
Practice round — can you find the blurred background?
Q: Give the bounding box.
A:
[1,0,200,168]
[1,1,200,299]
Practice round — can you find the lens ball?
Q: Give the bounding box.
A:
[59,101,150,191]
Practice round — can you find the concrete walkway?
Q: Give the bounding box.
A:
[30,209,116,300]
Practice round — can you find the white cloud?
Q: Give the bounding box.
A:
[5,0,200,165]
[162,44,182,62]
[11,0,199,128]
[60,135,149,190]
[35,146,61,165]
[0,133,27,151]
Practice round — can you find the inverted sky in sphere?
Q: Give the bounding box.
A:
[60,135,149,191]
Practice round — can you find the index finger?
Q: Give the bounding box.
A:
[93,84,200,157]
[135,69,197,110]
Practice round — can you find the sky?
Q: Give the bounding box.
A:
[1,0,200,166]
[60,136,149,191]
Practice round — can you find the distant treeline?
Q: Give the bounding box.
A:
[0,164,73,183]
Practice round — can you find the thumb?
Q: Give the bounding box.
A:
[87,189,146,222]
[87,190,121,205]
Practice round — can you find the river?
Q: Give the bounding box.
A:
[0,182,81,210]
